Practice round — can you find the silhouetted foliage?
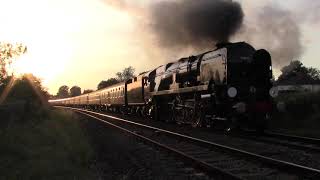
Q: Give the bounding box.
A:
[276,61,320,85]
[96,66,134,90]
[57,85,69,98]
[1,74,49,105]
[83,89,94,94]
[0,42,27,80]
[97,78,119,90]
[0,76,11,92]
[116,66,135,82]
[70,86,81,97]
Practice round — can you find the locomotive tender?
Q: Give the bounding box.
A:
[49,42,273,131]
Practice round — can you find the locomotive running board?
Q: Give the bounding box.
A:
[205,115,227,121]
[151,85,208,96]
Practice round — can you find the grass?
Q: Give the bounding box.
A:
[0,107,94,180]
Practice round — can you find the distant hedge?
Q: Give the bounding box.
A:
[270,92,320,137]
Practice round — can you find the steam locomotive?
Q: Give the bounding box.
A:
[49,42,273,132]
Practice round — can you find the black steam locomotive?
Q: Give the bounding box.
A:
[49,42,273,131]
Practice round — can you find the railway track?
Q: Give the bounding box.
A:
[265,131,320,145]
[56,106,320,179]
[236,130,320,154]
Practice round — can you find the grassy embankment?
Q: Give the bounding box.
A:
[270,91,320,138]
[0,106,94,179]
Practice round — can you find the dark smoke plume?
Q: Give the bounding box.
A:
[236,5,303,68]
[150,0,244,49]
[104,1,308,69]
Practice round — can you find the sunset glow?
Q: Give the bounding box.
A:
[1,0,319,95]
[10,41,73,83]
[0,0,138,93]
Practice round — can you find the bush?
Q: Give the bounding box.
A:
[271,91,320,137]
[0,109,94,179]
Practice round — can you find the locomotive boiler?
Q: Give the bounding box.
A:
[49,42,273,132]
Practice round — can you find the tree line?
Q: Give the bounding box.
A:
[55,66,135,98]
[275,60,320,85]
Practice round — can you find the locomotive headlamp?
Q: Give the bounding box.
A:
[227,87,237,98]
[269,87,278,98]
[249,86,256,93]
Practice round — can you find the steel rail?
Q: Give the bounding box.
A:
[74,109,242,180]
[56,106,320,178]
[236,130,320,153]
[264,131,320,146]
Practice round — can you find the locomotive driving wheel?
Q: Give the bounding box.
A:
[190,96,205,128]
[171,94,205,127]
[171,95,185,124]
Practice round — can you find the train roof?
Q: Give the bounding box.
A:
[95,82,125,92]
[48,82,125,102]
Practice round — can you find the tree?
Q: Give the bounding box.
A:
[116,66,135,82]
[307,67,320,81]
[57,85,69,98]
[97,78,119,90]
[83,89,94,94]
[277,61,320,85]
[1,74,49,105]
[0,42,27,80]
[70,86,81,97]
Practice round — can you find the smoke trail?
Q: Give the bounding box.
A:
[150,0,244,49]
[236,5,303,68]
[296,1,320,24]
[104,1,312,69]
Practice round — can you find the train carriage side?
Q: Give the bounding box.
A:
[94,83,126,112]
[88,91,100,110]
[126,72,151,115]
[111,83,126,112]
[79,94,88,108]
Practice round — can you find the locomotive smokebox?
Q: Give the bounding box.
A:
[253,49,272,67]
[252,49,273,84]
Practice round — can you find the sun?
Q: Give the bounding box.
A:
[11,54,33,76]
[10,40,73,85]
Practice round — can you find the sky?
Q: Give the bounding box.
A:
[0,0,319,94]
